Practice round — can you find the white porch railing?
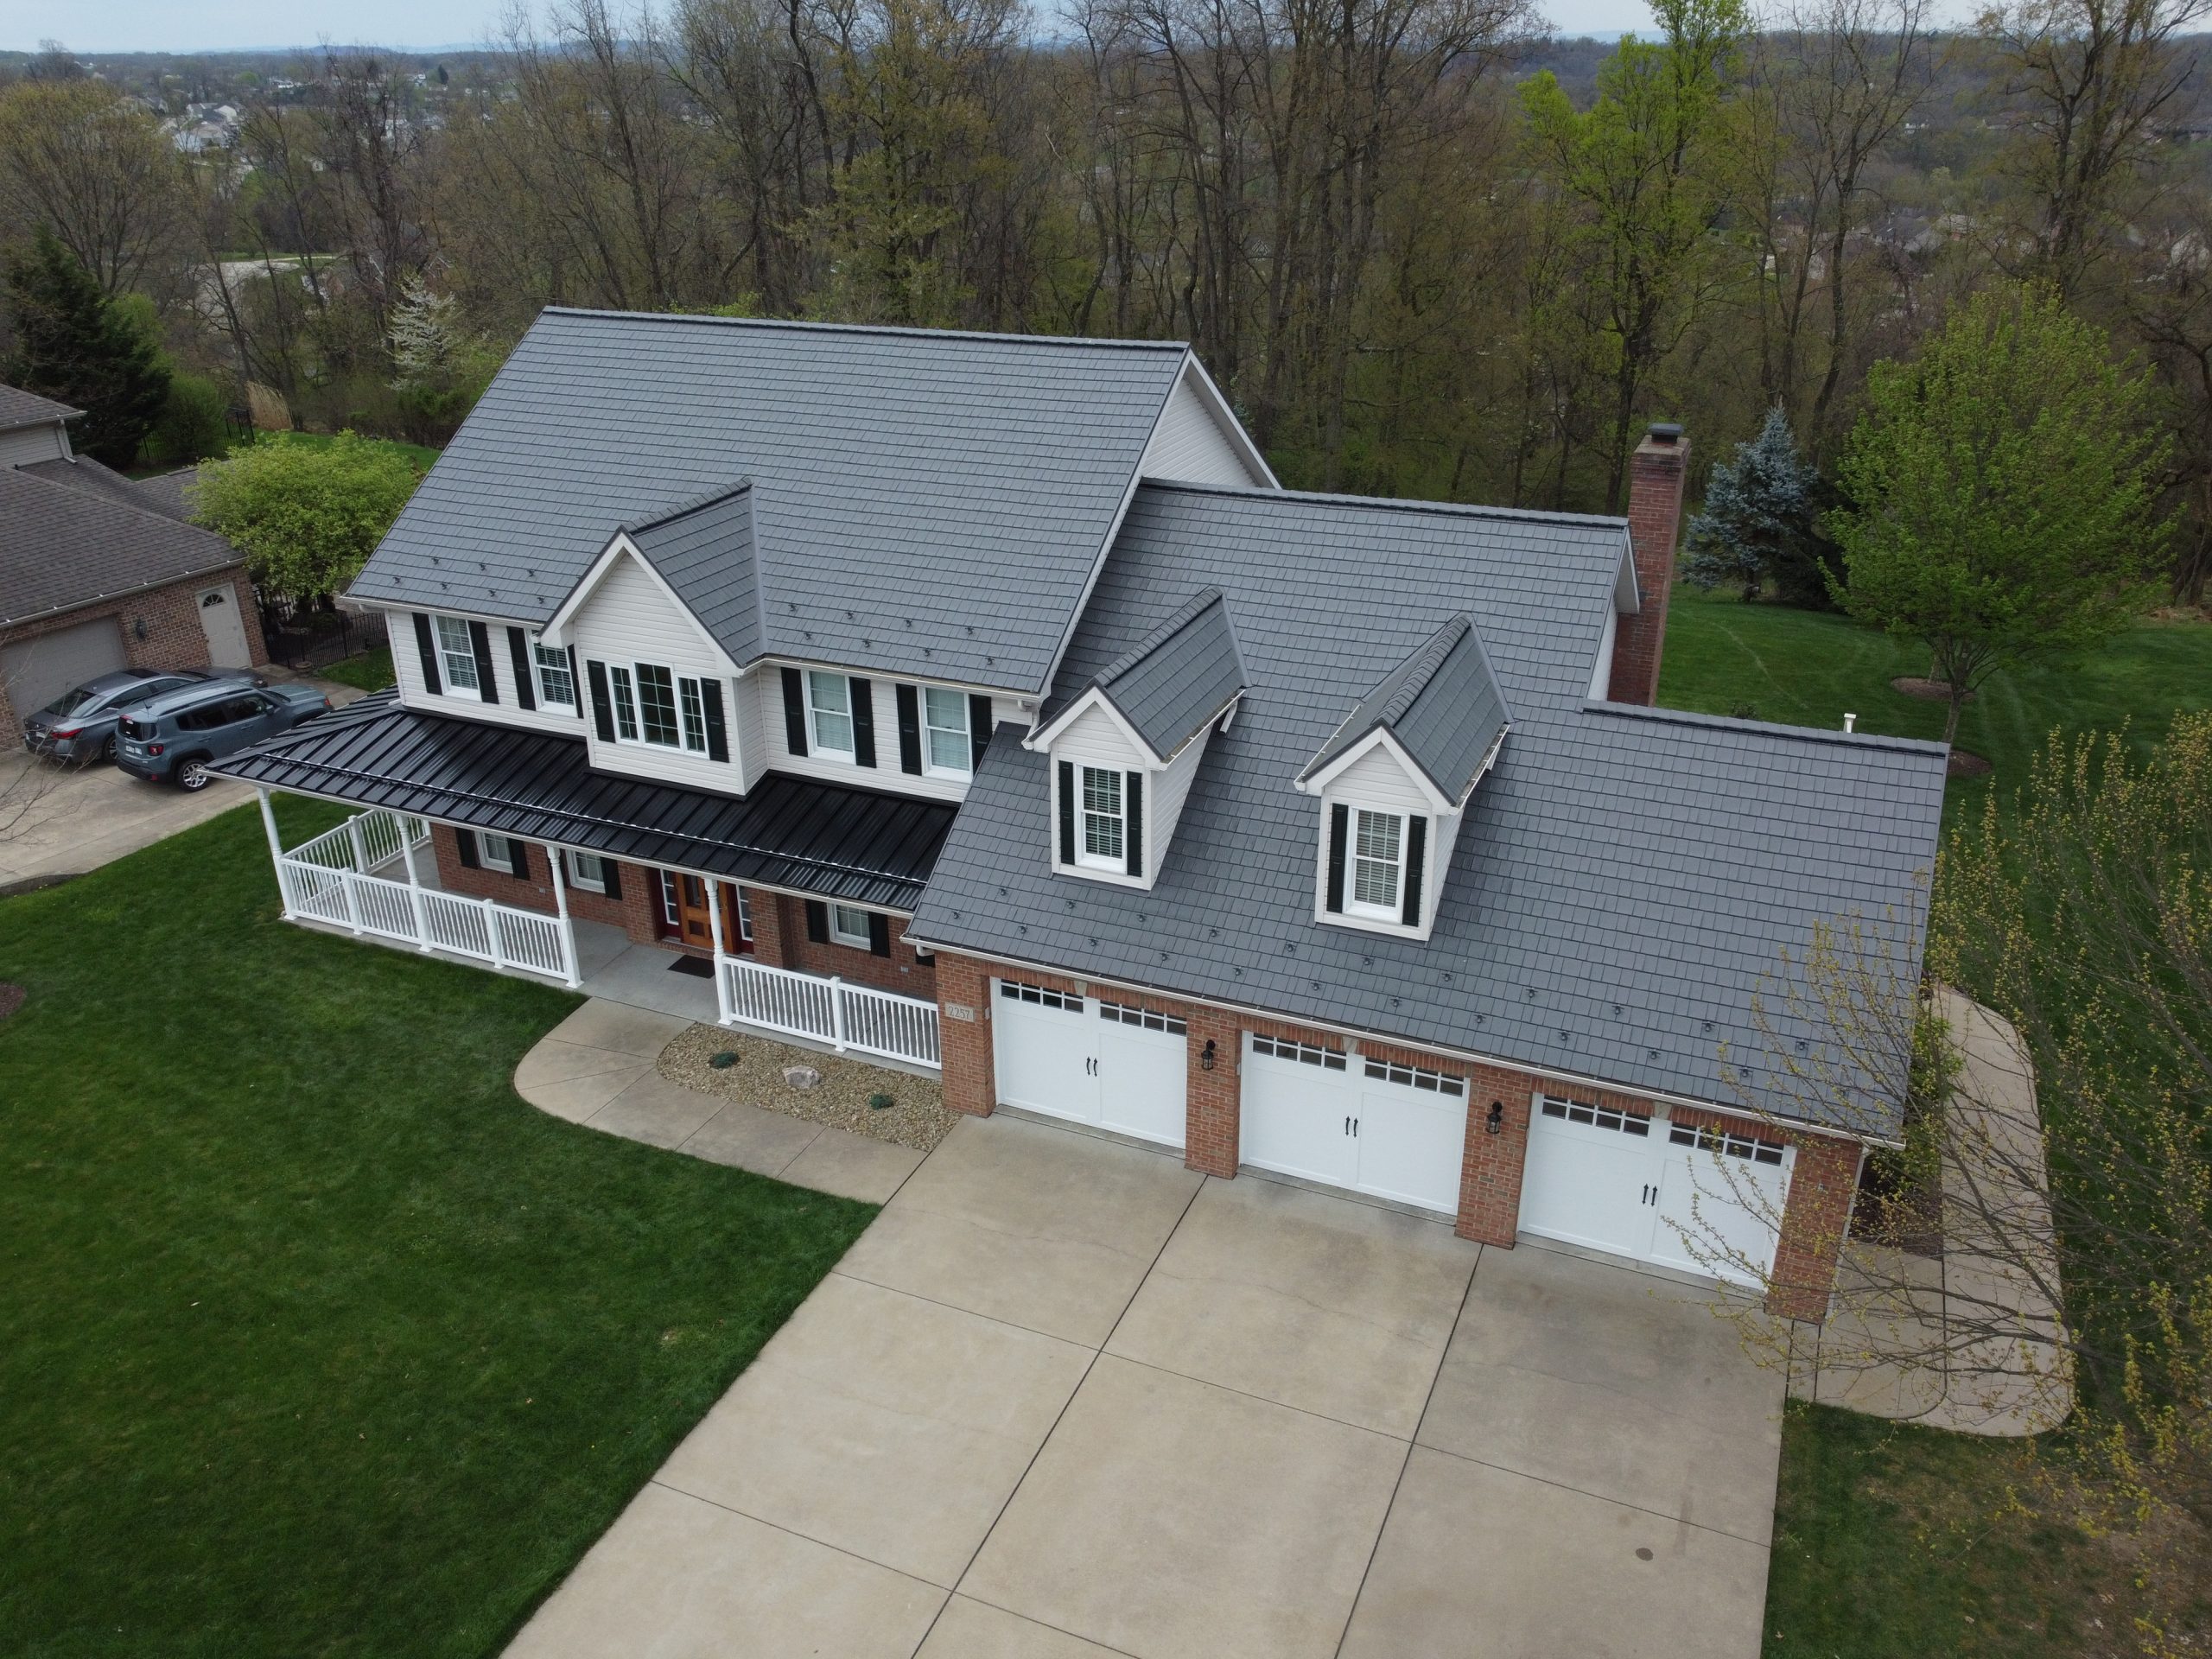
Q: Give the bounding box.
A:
[721,956,940,1070]
[286,808,429,874]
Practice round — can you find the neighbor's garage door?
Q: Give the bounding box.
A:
[993,979,1187,1149]
[2,614,128,720]
[1241,1034,1465,1215]
[1517,1093,1795,1285]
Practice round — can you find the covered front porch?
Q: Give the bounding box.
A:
[255,799,942,1070]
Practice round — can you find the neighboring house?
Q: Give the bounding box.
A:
[214,309,1948,1322]
[0,384,268,747]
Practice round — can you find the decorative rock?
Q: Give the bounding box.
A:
[782,1065,822,1090]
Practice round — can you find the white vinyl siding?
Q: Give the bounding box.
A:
[1140,366,1268,486]
[1589,605,1619,701]
[755,665,1020,804]
[1316,742,1454,938]
[389,607,584,735]
[1144,722,1212,877]
[567,553,742,792]
[0,422,70,467]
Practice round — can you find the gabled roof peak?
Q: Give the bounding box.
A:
[618,477,753,540]
[540,306,1191,355]
[1093,585,1228,690]
[1038,585,1248,762]
[1300,614,1511,806]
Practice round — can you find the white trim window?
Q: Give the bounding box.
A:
[480,832,519,875]
[923,687,970,777]
[533,637,576,710]
[609,665,640,741]
[435,615,480,699]
[610,660,709,752]
[1348,809,1403,919]
[569,851,609,893]
[1078,766,1124,869]
[658,869,681,927]
[808,671,855,760]
[735,888,754,944]
[830,903,873,948]
[636,664,682,747]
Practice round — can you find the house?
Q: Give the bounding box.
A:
[213,308,1948,1322]
[0,384,267,748]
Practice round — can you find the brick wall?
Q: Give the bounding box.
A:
[1765,1134,1861,1322]
[0,567,265,747]
[1454,1065,1542,1246]
[1605,428,1688,707]
[426,825,639,934]
[935,952,997,1117]
[764,891,938,1001]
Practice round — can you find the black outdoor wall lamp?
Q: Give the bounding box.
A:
[1485,1101,1503,1135]
[1201,1039,1217,1071]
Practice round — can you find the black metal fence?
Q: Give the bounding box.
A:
[256,592,388,673]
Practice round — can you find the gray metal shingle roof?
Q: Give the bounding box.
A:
[0,466,242,625]
[1300,614,1510,803]
[909,482,1947,1135]
[1071,585,1247,759]
[0,383,79,431]
[347,309,1191,692]
[620,481,763,665]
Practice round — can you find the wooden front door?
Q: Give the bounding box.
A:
[663,872,753,954]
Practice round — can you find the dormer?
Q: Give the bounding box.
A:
[1296,616,1510,941]
[1027,588,1246,889]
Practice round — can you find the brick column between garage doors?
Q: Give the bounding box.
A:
[934,951,999,1118]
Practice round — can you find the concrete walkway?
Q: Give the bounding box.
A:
[505,1006,1784,1659]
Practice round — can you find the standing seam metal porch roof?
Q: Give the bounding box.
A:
[346,308,1192,693]
[213,692,955,909]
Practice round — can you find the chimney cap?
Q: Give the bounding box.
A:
[1646,422,1683,443]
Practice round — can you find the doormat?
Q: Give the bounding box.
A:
[667,955,715,978]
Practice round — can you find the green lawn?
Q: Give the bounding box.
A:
[1658,585,2212,825]
[0,800,874,1657]
[319,646,396,693]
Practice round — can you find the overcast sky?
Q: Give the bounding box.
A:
[3,0,1679,54]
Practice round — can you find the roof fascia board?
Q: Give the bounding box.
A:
[897,938,1887,1148]
[1023,682,1164,765]
[353,594,548,631]
[1175,353,1279,488]
[0,556,248,630]
[542,531,747,679]
[1295,724,1458,814]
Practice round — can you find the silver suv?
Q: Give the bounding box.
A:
[115,680,331,790]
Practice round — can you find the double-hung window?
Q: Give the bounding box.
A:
[608,665,640,741]
[533,637,576,710]
[923,687,970,777]
[435,615,480,697]
[1348,809,1404,919]
[609,660,709,752]
[830,904,873,948]
[569,851,609,893]
[1079,766,1124,868]
[479,832,519,875]
[636,664,682,747]
[808,671,855,760]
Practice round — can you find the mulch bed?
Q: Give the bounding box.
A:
[1948,750,1993,778]
[656,1022,958,1153]
[0,982,22,1023]
[1891,676,1974,703]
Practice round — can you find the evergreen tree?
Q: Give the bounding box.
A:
[1683,406,1832,606]
[1,226,168,467]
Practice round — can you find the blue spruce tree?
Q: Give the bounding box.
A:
[1683,407,1831,606]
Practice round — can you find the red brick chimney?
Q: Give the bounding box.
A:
[1605,423,1689,707]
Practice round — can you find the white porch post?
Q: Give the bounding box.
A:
[257,788,293,919]
[829,975,849,1053]
[547,842,581,989]
[401,820,432,951]
[345,814,370,874]
[704,874,734,1026]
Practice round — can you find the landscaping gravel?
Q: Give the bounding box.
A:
[656,1023,958,1153]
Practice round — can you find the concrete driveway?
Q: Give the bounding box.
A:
[508,1113,1783,1659]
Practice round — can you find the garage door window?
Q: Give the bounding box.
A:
[1669,1122,1787,1166]
[1540,1094,1651,1136]
[1100,1001,1186,1035]
[1252,1033,1346,1071]
[1001,980,1080,1013]
[1364,1058,1465,1097]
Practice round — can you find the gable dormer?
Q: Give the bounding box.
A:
[1028,588,1246,889]
[1297,616,1510,941]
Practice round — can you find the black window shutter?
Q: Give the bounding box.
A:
[586,659,616,741]
[850,677,876,766]
[781,666,808,755]
[565,646,582,716]
[1058,760,1076,865]
[1402,815,1427,926]
[804,899,829,944]
[456,828,480,868]
[868,912,891,957]
[969,695,992,768]
[702,679,729,762]
[1125,770,1144,880]
[412,612,442,694]
[1325,803,1348,912]
[601,858,622,900]
[896,683,922,774]
[507,627,537,710]
[510,841,532,882]
[467,620,499,704]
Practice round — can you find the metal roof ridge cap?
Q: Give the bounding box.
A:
[620,476,753,537]
[534,306,1192,353]
[1376,615,1472,728]
[1579,699,1954,755]
[1136,478,1633,531]
[1091,585,1228,690]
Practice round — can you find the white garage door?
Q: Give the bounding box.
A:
[1518,1093,1795,1285]
[2,614,128,720]
[1241,1035,1465,1216]
[993,980,1186,1149]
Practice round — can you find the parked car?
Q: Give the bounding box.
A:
[20,667,265,765]
[115,681,331,791]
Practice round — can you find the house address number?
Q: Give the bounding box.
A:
[944,1002,976,1023]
